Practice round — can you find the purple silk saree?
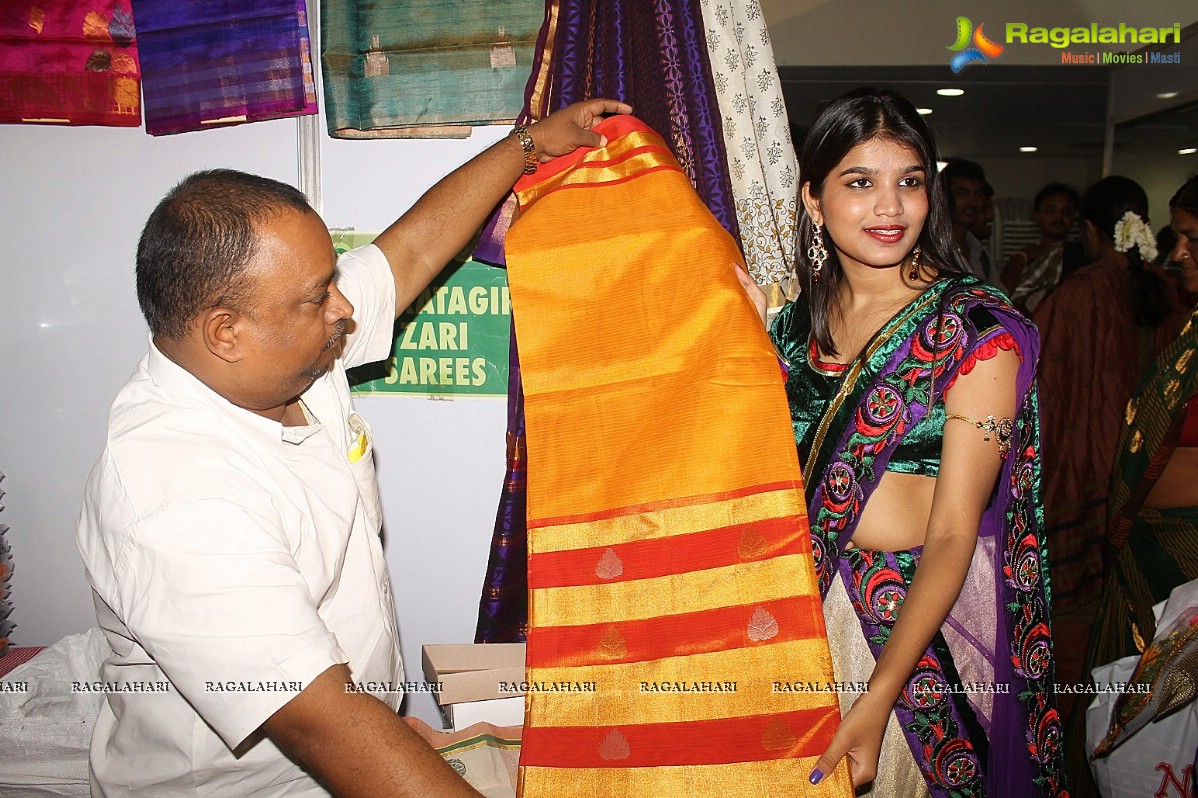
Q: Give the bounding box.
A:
[475,0,737,642]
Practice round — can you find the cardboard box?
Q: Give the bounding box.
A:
[445,695,525,730]
[421,643,527,731]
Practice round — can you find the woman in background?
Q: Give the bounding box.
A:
[770,87,1066,797]
[1033,176,1185,614]
[1062,175,1198,796]
[1087,174,1198,680]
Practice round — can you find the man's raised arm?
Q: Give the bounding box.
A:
[369,98,632,316]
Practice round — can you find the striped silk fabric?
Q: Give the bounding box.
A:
[505,114,851,797]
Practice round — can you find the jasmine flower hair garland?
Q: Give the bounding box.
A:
[1113,210,1158,262]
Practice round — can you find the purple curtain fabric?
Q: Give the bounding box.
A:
[474,0,738,265]
[474,0,736,642]
[131,0,315,136]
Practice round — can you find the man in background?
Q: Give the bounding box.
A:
[1002,182,1084,313]
[942,158,1002,289]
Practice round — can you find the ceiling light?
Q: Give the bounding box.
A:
[1180,147,1198,155]
[936,160,948,173]
[1158,91,1180,99]
[936,88,965,97]
[916,108,934,115]
[1020,146,1038,153]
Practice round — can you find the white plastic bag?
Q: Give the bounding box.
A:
[1086,580,1198,798]
[0,628,107,798]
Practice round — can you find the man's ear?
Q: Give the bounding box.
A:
[201,308,243,364]
[801,183,823,227]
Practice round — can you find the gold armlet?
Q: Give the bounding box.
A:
[945,413,1014,458]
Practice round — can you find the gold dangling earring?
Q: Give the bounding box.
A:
[808,222,828,284]
[908,245,922,281]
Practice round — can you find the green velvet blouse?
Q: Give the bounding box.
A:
[770,294,1012,478]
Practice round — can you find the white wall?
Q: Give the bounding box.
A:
[0,117,510,725]
[976,156,1103,203]
[1110,150,1198,231]
[0,118,299,647]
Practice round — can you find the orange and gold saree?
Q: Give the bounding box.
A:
[504,115,850,797]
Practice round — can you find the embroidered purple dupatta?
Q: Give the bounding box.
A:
[778,278,1068,797]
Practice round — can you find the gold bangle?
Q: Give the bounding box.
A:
[512,124,538,175]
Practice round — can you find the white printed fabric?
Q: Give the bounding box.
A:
[699,0,799,299]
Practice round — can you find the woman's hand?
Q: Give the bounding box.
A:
[808,691,890,788]
[527,99,633,161]
[735,263,768,326]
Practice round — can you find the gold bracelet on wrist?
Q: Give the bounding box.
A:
[512,124,539,175]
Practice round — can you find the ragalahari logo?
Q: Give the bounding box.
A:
[947,17,1004,72]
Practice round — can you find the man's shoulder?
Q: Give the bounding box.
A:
[91,377,270,523]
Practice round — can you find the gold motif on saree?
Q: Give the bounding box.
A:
[599,729,631,760]
[597,626,627,660]
[29,7,44,34]
[762,716,798,751]
[83,11,109,39]
[1130,431,1143,453]
[1125,398,1138,426]
[1165,378,1181,409]
[748,606,780,642]
[738,528,769,559]
[1177,349,1194,374]
[595,548,624,580]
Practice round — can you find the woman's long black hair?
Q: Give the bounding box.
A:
[1080,175,1166,328]
[796,87,967,356]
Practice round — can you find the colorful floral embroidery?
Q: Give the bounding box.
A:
[847,548,986,795]
[801,281,1068,797]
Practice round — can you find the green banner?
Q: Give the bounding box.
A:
[349,256,511,398]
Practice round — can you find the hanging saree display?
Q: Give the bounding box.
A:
[320,0,542,138]
[130,0,315,135]
[771,277,1069,797]
[505,114,850,797]
[0,0,139,127]
[476,0,741,643]
[698,0,798,304]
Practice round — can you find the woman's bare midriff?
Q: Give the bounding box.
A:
[1144,445,1198,508]
[846,470,937,550]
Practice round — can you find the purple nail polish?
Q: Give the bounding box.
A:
[809,768,824,785]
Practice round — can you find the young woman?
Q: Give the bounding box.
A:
[768,88,1067,797]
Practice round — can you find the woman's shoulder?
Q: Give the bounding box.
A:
[770,294,812,362]
[938,277,1036,349]
[939,276,1014,315]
